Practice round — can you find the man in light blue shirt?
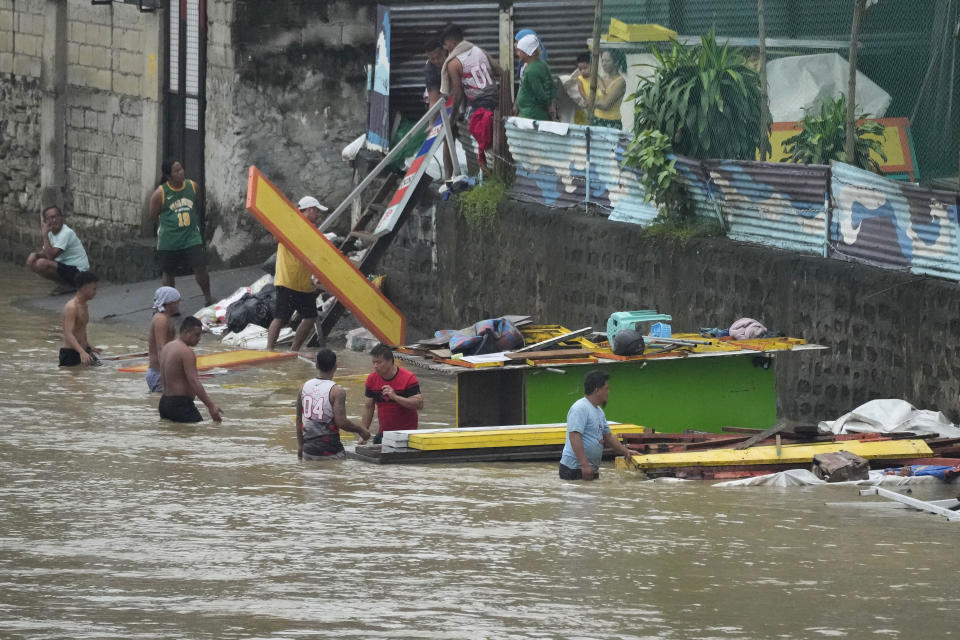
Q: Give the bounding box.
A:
[559,370,634,481]
[26,205,90,294]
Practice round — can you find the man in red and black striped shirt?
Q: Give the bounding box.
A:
[362,344,424,445]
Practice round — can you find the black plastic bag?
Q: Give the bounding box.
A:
[225,285,275,333]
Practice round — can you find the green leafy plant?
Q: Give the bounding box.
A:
[782,95,887,173]
[622,128,693,223]
[632,32,769,160]
[457,177,509,230]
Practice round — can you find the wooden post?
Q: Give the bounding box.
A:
[586,0,605,121]
[757,0,771,160]
[845,0,867,164]
[496,2,514,180]
[498,3,515,104]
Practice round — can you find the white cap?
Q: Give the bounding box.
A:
[517,34,539,56]
[297,196,328,211]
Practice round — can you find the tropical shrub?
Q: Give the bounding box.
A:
[782,95,887,173]
[458,177,509,230]
[632,32,769,160]
[622,128,692,222]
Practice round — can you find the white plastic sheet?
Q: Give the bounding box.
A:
[767,53,891,122]
[220,324,293,350]
[713,469,941,488]
[819,399,960,438]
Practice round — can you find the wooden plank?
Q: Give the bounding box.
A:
[381,421,570,448]
[525,357,598,367]
[245,166,406,345]
[513,327,593,353]
[858,486,960,522]
[735,422,791,450]
[119,349,296,373]
[100,351,149,361]
[505,348,594,360]
[621,439,933,470]
[721,426,766,434]
[406,424,641,451]
[437,358,502,369]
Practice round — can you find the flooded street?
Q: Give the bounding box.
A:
[0,262,958,639]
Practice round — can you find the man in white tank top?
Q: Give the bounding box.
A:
[297,349,371,460]
[440,23,502,170]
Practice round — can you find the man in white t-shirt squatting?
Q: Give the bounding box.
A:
[559,370,634,481]
[25,205,91,294]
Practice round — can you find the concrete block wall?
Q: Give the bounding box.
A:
[0,0,43,266]
[0,0,44,78]
[0,74,42,265]
[380,198,960,425]
[64,2,147,230]
[0,0,162,281]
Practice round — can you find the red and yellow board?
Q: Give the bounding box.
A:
[118,349,296,373]
[245,166,406,345]
[766,117,916,180]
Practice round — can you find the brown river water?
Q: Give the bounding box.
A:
[0,262,958,639]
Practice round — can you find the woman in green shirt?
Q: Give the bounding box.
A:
[514,33,557,121]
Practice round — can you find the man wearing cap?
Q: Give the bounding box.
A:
[146,286,182,392]
[266,196,327,352]
[514,33,557,121]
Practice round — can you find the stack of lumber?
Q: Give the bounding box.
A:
[350,423,641,465]
[612,427,959,480]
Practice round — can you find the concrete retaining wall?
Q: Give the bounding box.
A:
[381,198,960,424]
[205,0,376,269]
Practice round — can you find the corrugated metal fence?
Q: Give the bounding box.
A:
[504,120,960,281]
[831,161,960,281]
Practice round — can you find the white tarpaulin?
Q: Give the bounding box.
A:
[818,399,960,438]
[712,468,941,488]
[766,53,891,122]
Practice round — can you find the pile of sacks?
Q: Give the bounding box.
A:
[193,274,293,348]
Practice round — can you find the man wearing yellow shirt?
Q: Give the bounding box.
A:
[266,196,327,351]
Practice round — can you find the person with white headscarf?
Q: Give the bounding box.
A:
[146,286,181,392]
[514,33,557,121]
[513,29,547,81]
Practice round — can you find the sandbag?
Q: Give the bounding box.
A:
[225,285,275,334]
[812,451,869,483]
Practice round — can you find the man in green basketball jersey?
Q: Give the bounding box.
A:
[149,159,213,305]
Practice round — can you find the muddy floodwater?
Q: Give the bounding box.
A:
[0,263,958,639]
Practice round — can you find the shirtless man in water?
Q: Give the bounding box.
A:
[158,316,223,423]
[59,271,101,367]
[146,286,181,392]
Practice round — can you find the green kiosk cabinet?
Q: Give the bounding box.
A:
[449,347,825,432]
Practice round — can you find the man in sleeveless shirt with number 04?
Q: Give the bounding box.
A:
[298,349,372,460]
[149,159,213,306]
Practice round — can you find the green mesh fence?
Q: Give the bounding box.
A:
[601,0,959,183]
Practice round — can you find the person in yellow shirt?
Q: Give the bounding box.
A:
[563,53,592,125]
[577,50,627,129]
[266,196,327,351]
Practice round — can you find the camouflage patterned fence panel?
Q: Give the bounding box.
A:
[503,123,960,283]
[707,161,830,255]
[830,161,960,280]
[504,118,657,222]
[672,155,720,223]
